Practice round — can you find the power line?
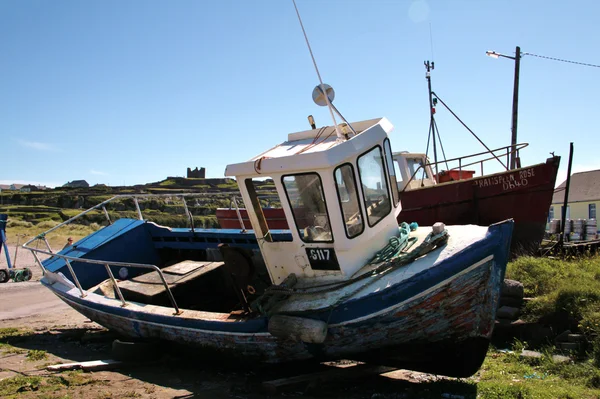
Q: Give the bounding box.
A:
[523,52,600,69]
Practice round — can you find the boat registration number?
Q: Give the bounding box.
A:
[305,248,340,271]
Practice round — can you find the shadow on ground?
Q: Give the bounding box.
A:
[2,327,479,399]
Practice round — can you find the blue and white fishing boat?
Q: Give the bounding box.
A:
[24,112,513,377]
[23,2,512,376]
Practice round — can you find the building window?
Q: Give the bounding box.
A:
[357,146,392,227]
[282,173,333,243]
[334,164,364,238]
[548,206,554,221]
[590,204,597,220]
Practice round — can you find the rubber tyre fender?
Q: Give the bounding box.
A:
[0,269,8,283]
[111,339,162,362]
[22,268,32,281]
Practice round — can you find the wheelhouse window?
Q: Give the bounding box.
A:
[357,146,392,227]
[590,204,597,219]
[548,206,554,222]
[282,173,333,243]
[383,139,399,207]
[334,164,364,238]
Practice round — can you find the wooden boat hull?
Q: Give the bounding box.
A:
[398,157,560,256]
[42,221,512,378]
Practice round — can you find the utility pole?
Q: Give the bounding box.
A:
[510,46,521,169]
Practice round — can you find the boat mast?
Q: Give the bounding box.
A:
[425,61,438,181]
[292,0,344,140]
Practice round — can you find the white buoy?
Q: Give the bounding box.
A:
[432,222,446,235]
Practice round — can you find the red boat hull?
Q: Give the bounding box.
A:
[216,208,289,230]
[398,156,560,255]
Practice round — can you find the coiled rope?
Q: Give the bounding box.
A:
[252,224,449,315]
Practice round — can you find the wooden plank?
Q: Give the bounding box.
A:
[47,359,124,372]
[261,363,397,393]
[117,261,225,297]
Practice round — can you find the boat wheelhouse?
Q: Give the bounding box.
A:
[225,117,401,284]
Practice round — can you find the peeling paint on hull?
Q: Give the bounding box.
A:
[48,254,502,371]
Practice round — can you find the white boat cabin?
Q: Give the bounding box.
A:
[225,118,402,285]
[392,152,478,192]
[392,152,436,192]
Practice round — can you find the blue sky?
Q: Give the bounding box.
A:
[1,0,598,188]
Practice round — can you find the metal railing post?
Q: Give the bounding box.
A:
[181,197,193,231]
[458,158,462,180]
[102,206,112,225]
[232,197,246,233]
[31,250,46,276]
[133,198,143,220]
[104,264,128,307]
[42,236,54,254]
[64,259,86,298]
[152,267,182,315]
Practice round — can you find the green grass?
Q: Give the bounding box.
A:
[473,345,600,399]
[0,328,33,355]
[0,327,32,340]
[26,349,48,361]
[158,179,176,186]
[0,372,99,398]
[506,256,600,340]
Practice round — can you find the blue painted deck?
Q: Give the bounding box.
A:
[43,219,292,288]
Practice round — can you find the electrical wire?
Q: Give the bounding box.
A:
[524,52,600,69]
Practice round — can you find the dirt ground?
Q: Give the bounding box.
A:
[0,245,469,399]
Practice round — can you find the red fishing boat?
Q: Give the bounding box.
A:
[392,149,560,255]
[393,61,560,255]
[217,63,560,255]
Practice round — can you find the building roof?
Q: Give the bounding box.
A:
[0,184,25,190]
[552,169,600,204]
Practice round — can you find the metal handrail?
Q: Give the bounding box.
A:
[25,246,183,315]
[21,190,281,248]
[20,190,274,315]
[22,191,244,247]
[399,142,529,193]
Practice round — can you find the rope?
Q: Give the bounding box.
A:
[296,126,328,155]
[368,222,414,264]
[252,225,449,315]
[253,157,267,174]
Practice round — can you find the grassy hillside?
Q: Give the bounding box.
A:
[0,177,277,239]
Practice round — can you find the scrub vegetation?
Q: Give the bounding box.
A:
[0,177,279,246]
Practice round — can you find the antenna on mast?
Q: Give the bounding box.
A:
[292,0,348,140]
[425,60,439,181]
